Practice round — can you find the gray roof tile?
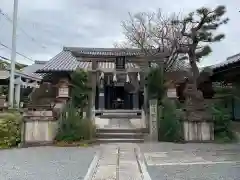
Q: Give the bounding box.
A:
[22,61,47,79]
[36,51,79,72]
[36,47,170,72]
[64,47,141,56]
[211,53,240,70]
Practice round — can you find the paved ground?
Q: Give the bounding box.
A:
[0,143,240,180]
[139,142,240,180]
[91,143,146,180]
[0,146,97,180]
[1,116,239,180]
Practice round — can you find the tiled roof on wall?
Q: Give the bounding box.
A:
[211,53,240,70]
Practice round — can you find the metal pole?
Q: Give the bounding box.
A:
[9,0,19,108]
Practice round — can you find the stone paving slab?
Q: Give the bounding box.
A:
[91,143,144,180]
[104,118,135,129]
[92,145,118,180]
[118,147,142,180]
[93,165,117,180]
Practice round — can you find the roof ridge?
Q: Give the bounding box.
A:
[34,60,47,64]
[63,46,141,52]
[227,52,240,61]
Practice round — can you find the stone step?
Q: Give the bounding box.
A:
[96,138,144,143]
[96,128,148,134]
[96,132,144,139]
[99,114,141,119]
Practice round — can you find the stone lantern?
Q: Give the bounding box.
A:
[55,78,72,102]
[0,95,7,109]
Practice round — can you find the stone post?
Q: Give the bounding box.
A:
[98,78,105,110]
[143,78,149,128]
[149,99,158,141]
[132,91,139,109]
[89,61,97,122]
[14,84,21,108]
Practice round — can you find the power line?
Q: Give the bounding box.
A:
[0,42,35,63]
[0,55,10,61]
[0,55,28,66]
[0,10,47,50]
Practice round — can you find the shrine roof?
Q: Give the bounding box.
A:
[35,47,173,73]
[22,61,47,79]
[64,47,142,57]
[36,50,79,72]
[36,47,144,73]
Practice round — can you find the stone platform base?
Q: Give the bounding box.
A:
[183,121,214,142]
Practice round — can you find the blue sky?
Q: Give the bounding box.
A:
[0,0,239,66]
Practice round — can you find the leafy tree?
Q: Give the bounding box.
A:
[0,58,27,71]
[173,5,229,83]
[118,5,228,82]
[147,66,166,103]
[70,70,91,110]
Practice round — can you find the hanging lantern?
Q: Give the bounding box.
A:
[137,73,140,81]
[126,74,130,83]
[113,73,117,82]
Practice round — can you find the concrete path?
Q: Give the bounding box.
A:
[85,143,151,180]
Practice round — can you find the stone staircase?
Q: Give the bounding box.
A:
[95,111,147,143]
[96,128,145,143]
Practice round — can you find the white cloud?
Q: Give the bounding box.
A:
[0,0,239,66]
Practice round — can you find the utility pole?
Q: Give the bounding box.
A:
[9,0,19,108]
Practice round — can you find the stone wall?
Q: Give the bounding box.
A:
[21,103,65,146]
[183,121,214,142]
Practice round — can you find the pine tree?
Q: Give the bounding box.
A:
[174,5,229,82]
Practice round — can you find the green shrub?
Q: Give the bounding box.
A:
[0,111,22,149]
[146,67,166,102]
[211,101,236,142]
[55,104,96,142]
[158,98,183,142]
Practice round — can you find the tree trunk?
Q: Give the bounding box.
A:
[189,54,200,82]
